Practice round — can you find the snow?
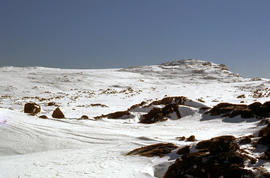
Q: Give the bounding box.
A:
[0,59,270,177]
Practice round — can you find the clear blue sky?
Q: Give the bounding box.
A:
[0,0,269,77]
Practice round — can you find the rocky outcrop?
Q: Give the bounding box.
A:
[205,101,270,118]
[164,135,256,178]
[127,143,178,157]
[52,107,65,119]
[139,104,181,124]
[24,103,41,115]
[145,96,186,107]
[94,111,132,120]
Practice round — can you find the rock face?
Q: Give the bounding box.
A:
[205,101,270,118]
[52,107,65,119]
[164,135,255,178]
[140,104,181,124]
[127,143,178,157]
[24,103,41,115]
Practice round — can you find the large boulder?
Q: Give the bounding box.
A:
[196,135,238,153]
[52,107,65,119]
[24,103,41,115]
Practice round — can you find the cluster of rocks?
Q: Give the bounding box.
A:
[205,101,270,118]
[94,96,201,124]
[24,102,65,119]
[164,136,257,178]
[128,134,270,178]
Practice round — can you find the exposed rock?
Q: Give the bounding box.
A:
[176,146,190,155]
[205,103,253,118]
[48,102,57,106]
[90,103,108,107]
[127,143,178,157]
[186,135,196,142]
[145,96,186,107]
[238,135,253,145]
[52,107,65,119]
[80,115,89,119]
[237,94,246,98]
[164,135,255,178]
[205,101,270,118]
[127,101,147,111]
[24,103,41,115]
[39,115,48,119]
[94,110,132,120]
[106,111,131,119]
[176,136,186,141]
[196,135,238,153]
[140,104,181,124]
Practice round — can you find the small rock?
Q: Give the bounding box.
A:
[80,115,89,119]
[39,115,48,119]
[176,136,186,141]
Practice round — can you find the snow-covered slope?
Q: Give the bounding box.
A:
[0,59,270,177]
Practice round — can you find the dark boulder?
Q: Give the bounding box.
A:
[24,103,41,116]
[196,135,238,153]
[186,135,196,142]
[140,104,181,124]
[127,143,178,157]
[52,107,65,119]
[39,115,48,119]
[176,146,190,155]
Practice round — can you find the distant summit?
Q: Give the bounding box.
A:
[120,59,241,83]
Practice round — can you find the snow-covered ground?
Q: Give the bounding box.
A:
[0,59,270,177]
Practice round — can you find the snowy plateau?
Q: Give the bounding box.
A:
[1,59,270,177]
